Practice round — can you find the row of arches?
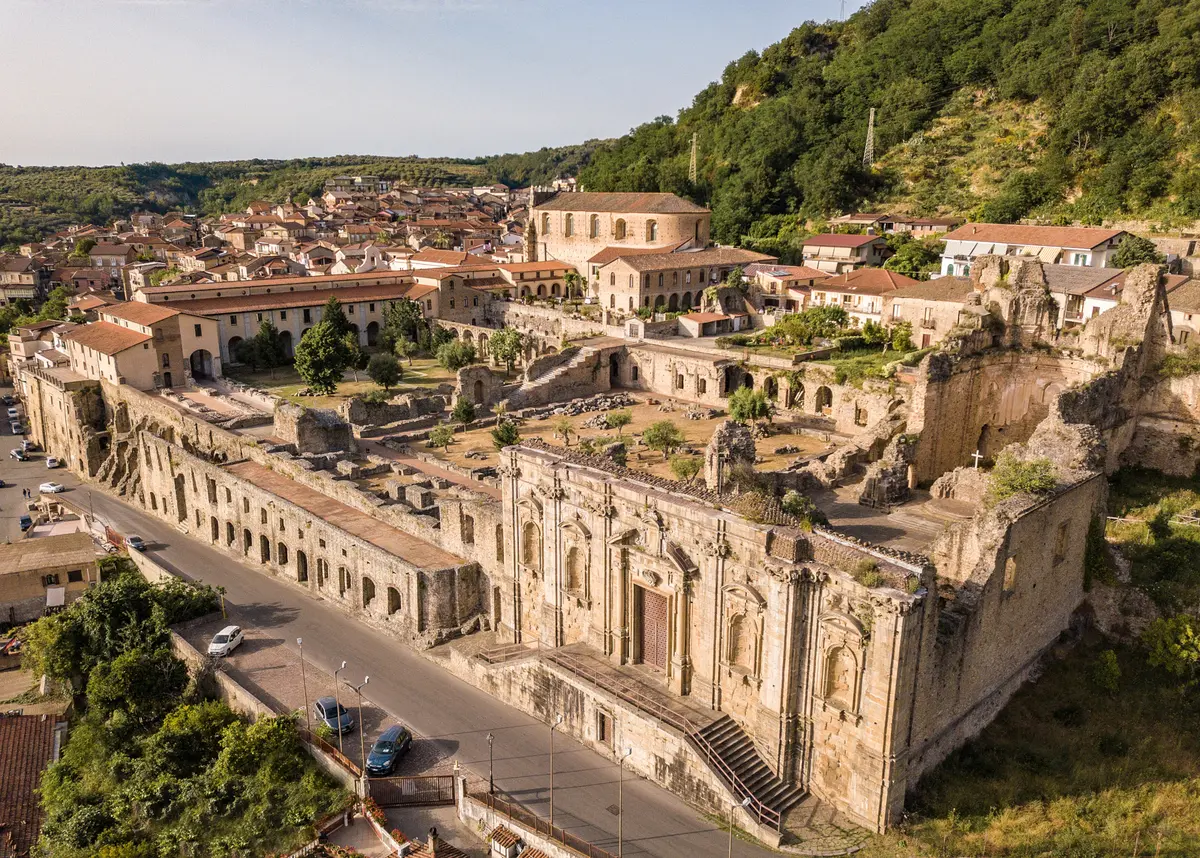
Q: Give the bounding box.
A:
[203,514,408,620]
[226,320,386,364]
[541,213,658,243]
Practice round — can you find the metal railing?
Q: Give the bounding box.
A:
[542,650,697,735]
[470,791,618,858]
[299,727,362,777]
[685,729,782,831]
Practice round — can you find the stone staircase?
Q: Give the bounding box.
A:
[690,716,807,828]
[506,347,600,410]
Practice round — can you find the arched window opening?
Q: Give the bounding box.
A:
[589,214,599,238]
[297,550,309,582]
[362,576,376,609]
[387,586,402,616]
[565,545,584,593]
[564,213,574,237]
[278,543,289,565]
[521,520,541,571]
[614,219,626,241]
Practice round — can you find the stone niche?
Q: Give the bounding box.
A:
[273,403,353,454]
[456,364,505,408]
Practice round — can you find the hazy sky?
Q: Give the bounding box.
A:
[1,0,861,167]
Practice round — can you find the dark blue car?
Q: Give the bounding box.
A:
[365,724,413,776]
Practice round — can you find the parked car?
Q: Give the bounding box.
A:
[126,535,146,551]
[11,422,24,435]
[19,515,32,531]
[207,625,244,657]
[45,457,60,469]
[9,448,28,461]
[5,408,18,420]
[313,696,355,735]
[1,394,14,406]
[365,724,413,776]
[21,440,39,452]
[38,482,64,494]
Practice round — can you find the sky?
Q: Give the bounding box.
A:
[1,0,863,167]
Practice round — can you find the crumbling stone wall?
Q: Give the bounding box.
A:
[455,365,505,408]
[274,403,354,454]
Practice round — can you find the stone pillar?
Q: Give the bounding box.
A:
[669,580,691,696]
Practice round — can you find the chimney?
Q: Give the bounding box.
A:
[428,827,438,858]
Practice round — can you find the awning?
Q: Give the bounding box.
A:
[1037,246,1061,263]
[46,587,66,608]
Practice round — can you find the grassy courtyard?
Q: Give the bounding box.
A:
[225,358,458,409]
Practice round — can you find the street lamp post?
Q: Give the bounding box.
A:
[486,732,495,795]
[549,714,564,827]
[297,637,310,733]
[349,676,370,779]
[618,747,632,858]
[334,660,347,756]
[729,797,752,858]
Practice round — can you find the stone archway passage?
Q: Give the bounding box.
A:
[366,321,380,347]
[189,349,214,379]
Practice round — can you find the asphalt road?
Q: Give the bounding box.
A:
[2,431,772,858]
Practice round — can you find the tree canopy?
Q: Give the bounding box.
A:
[293,321,350,395]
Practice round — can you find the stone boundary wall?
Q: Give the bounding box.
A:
[206,376,281,413]
[128,549,361,792]
[456,779,616,858]
[441,647,782,847]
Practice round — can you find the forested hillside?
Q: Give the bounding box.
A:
[0,146,590,249]
[577,0,1200,255]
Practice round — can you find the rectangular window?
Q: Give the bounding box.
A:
[194,324,202,336]
[68,569,83,583]
[369,303,375,312]
[892,303,901,319]
[280,310,287,320]
[229,315,237,325]
[1053,522,1070,565]
[303,309,311,323]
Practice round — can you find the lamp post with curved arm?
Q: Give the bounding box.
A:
[549,714,564,826]
[618,747,633,858]
[349,676,370,778]
[297,638,310,732]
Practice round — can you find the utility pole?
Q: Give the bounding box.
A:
[688,132,698,185]
[863,107,876,169]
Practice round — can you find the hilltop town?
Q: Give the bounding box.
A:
[3,176,1200,856]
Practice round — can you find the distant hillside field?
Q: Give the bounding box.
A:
[0,144,603,248]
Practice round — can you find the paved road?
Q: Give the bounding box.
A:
[60,481,768,858]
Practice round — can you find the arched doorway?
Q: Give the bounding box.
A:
[681,292,693,310]
[362,576,376,609]
[366,322,379,346]
[279,330,293,358]
[473,379,484,404]
[764,376,778,401]
[189,349,213,379]
[228,336,243,360]
[815,386,833,415]
[668,293,679,312]
[387,587,402,616]
[609,353,620,385]
[296,550,308,582]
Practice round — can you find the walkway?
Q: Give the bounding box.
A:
[357,438,502,501]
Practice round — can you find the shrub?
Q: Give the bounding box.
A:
[852,559,885,588]
[781,490,827,529]
[605,409,632,435]
[427,425,455,449]
[1090,649,1121,695]
[1142,615,1200,686]
[987,453,1057,503]
[366,353,401,392]
[491,420,519,450]
[435,339,476,371]
[833,334,867,352]
[643,420,685,459]
[670,455,701,482]
[451,397,476,427]
[728,386,771,423]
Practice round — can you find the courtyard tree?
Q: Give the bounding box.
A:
[552,417,575,446]
[393,335,416,366]
[367,352,402,393]
[451,397,476,427]
[428,424,455,449]
[294,321,350,395]
[380,298,426,352]
[321,296,354,339]
[643,420,685,459]
[605,409,632,435]
[436,339,476,371]
[489,327,524,374]
[342,331,367,382]
[728,386,771,424]
[491,419,520,450]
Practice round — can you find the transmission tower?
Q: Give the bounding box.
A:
[863,107,876,169]
[689,132,698,185]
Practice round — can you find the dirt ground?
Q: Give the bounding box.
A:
[425,397,831,480]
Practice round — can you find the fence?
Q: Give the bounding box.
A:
[299,727,363,778]
[369,774,456,807]
[282,807,354,858]
[468,791,618,858]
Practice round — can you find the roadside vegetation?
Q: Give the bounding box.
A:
[20,557,348,858]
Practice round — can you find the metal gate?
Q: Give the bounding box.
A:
[368,775,455,807]
[638,586,669,670]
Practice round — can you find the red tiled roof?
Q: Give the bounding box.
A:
[62,321,152,355]
[943,223,1126,249]
[163,282,421,315]
[100,302,180,326]
[586,245,677,266]
[0,715,60,857]
[496,260,572,273]
[141,270,412,296]
[533,192,708,214]
[682,312,729,323]
[817,268,919,296]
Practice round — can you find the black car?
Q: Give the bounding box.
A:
[1,395,13,406]
[365,724,413,776]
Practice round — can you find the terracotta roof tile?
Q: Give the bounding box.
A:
[816,268,918,295]
[802,233,885,249]
[533,192,708,214]
[0,715,61,857]
[944,223,1126,249]
[62,321,152,355]
[100,302,180,326]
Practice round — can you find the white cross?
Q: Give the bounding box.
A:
[972,450,984,469]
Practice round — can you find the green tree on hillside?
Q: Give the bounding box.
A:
[1112,234,1166,268]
